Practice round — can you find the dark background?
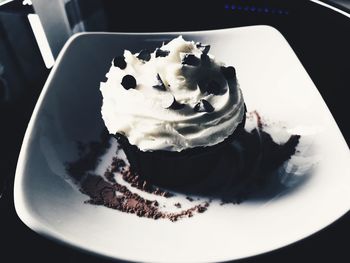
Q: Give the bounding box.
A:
[0,0,349,262]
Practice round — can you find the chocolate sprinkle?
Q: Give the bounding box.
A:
[121,75,137,90]
[137,49,151,61]
[161,93,175,109]
[182,54,200,66]
[113,56,127,69]
[221,66,236,80]
[152,74,166,91]
[196,43,210,54]
[194,99,214,113]
[168,98,185,110]
[155,48,170,58]
[162,94,185,110]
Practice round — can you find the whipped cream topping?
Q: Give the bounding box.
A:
[100,36,245,152]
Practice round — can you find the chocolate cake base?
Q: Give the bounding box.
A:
[115,112,246,188]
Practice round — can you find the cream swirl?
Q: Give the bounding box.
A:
[100,36,245,152]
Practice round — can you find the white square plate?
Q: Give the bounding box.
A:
[14,26,350,262]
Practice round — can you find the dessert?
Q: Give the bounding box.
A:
[100,36,246,187]
[65,37,302,222]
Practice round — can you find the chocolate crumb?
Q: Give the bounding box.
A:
[174,203,181,208]
[151,200,159,207]
[197,206,207,213]
[111,157,126,172]
[153,213,162,220]
[186,196,194,202]
[104,169,115,183]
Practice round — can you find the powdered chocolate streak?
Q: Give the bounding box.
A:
[66,112,300,221]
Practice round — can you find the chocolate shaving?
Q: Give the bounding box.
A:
[162,94,185,110]
[155,48,170,58]
[200,53,210,65]
[196,43,210,54]
[152,74,166,91]
[137,49,151,61]
[182,54,200,66]
[113,55,127,69]
[193,99,214,113]
[168,98,185,110]
[220,66,236,80]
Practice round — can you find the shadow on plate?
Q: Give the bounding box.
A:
[167,118,311,203]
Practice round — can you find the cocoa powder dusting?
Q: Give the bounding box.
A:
[74,143,208,221]
[66,111,301,222]
[121,168,173,197]
[80,171,208,221]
